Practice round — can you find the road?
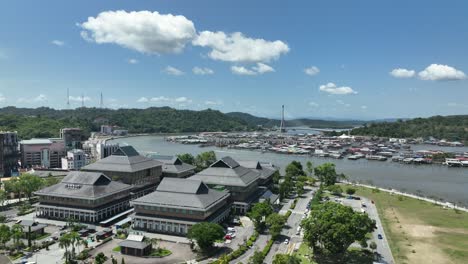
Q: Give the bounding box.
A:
[264,187,316,263]
[340,196,395,264]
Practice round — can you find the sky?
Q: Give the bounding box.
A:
[0,0,467,120]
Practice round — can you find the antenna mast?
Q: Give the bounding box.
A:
[67,88,70,109]
[280,105,286,133]
[81,93,84,108]
[100,92,104,109]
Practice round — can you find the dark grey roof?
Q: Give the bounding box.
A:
[151,155,196,174]
[119,240,150,250]
[35,171,131,200]
[237,160,278,180]
[189,156,260,187]
[29,169,69,178]
[82,146,162,173]
[20,220,46,232]
[132,178,229,210]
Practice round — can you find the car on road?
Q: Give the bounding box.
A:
[361,203,367,207]
[378,234,383,239]
[284,238,289,244]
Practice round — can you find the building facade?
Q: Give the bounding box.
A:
[20,138,66,169]
[0,132,20,177]
[61,149,89,170]
[60,128,84,151]
[82,146,162,197]
[131,178,230,236]
[83,139,119,161]
[151,155,196,178]
[34,171,132,223]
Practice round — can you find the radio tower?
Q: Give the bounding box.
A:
[81,93,84,108]
[100,92,104,109]
[66,88,70,109]
[280,105,286,133]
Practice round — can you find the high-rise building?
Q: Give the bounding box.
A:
[0,132,20,177]
[61,149,90,170]
[20,138,66,169]
[60,128,84,151]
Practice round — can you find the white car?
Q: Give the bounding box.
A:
[284,238,289,244]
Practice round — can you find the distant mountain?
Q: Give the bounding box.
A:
[351,115,468,143]
[226,112,366,129]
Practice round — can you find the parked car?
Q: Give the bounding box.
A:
[361,203,367,207]
[284,238,289,244]
[378,234,383,239]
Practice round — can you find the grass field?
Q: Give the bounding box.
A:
[351,185,468,264]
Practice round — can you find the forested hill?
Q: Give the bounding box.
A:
[226,112,365,129]
[0,107,252,139]
[351,115,468,143]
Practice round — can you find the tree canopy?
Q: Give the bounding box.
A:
[302,202,376,256]
[187,222,225,252]
[285,161,305,178]
[248,202,274,232]
[314,163,338,187]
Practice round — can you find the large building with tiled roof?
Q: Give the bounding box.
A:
[34,171,132,223]
[150,155,196,178]
[131,177,230,235]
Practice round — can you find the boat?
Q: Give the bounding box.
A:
[444,158,462,167]
[366,155,387,161]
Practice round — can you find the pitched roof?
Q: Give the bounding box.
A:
[82,146,162,173]
[150,155,196,174]
[237,160,278,180]
[188,156,260,187]
[35,171,131,200]
[132,178,229,210]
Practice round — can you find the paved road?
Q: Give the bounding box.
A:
[340,196,395,264]
[264,187,316,263]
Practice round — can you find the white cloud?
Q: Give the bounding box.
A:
[128,58,138,64]
[34,94,47,102]
[390,68,415,78]
[69,96,91,102]
[231,63,274,76]
[308,102,319,107]
[137,97,149,103]
[80,10,196,54]
[0,94,6,103]
[418,64,466,81]
[304,66,320,76]
[163,66,184,76]
[175,97,192,103]
[192,67,214,75]
[319,82,357,95]
[361,105,368,110]
[51,40,65,46]
[193,31,289,63]
[18,94,48,104]
[205,100,223,106]
[150,96,171,102]
[447,102,468,108]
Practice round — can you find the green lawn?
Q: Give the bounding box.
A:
[349,185,468,264]
[149,248,172,257]
[293,243,316,264]
[112,246,121,252]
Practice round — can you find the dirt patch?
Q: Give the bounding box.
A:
[384,208,454,264]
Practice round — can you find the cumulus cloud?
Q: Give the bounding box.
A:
[390,68,415,78]
[51,40,65,46]
[361,105,368,110]
[137,97,149,103]
[192,67,214,75]
[304,66,320,76]
[34,94,47,102]
[163,66,184,76]
[0,94,6,103]
[231,63,275,76]
[18,94,48,104]
[175,97,192,103]
[204,100,223,106]
[319,83,357,95]
[128,58,138,64]
[308,102,319,107]
[69,95,91,102]
[137,96,192,105]
[193,31,289,63]
[79,10,196,54]
[418,64,466,81]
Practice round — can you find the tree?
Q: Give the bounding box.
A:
[326,185,343,196]
[345,187,356,196]
[121,257,126,264]
[0,190,7,208]
[0,224,11,249]
[18,174,45,201]
[273,254,301,264]
[369,241,377,252]
[266,213,285,239]
[11,223,23,248]
[296,181,305,196]
[194,151,217,171]
[249,250,264,264]
[314,163,338,187]
[4,178,21,201]
[285,161,304,178]
[187,222,224,252]
[95,252,108,264]
[248,202,273,232]
[302,202,376,257]
[59,233,72,264]
[69,231,82,259]
[272,171,280,184]
[44,176,60,187]
[279,178,293,201]
[177,153,195,165]
[306,161,314,177]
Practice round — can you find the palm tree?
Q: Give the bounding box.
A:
[59,234,72,264]
[11,224,23,249]
[69,231,82,260]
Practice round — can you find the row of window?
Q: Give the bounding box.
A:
[137,205,203,215]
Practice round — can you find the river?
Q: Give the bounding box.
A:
[109,135,468,206]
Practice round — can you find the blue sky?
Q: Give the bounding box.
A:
[0,0,467,120]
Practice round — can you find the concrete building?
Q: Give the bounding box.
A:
[132,177,230,236]
[34,171,132,223]
[151,155,196,178]
[61,149,89,170]
[60,128,84,151]
[82,146,162,197]
[237,160,278,187]
[20,138,66,169]
[100,125,114,135]
[83,139,119,161]
[188,156,261,214]
[0,132,20,177]
[119,234,152,257]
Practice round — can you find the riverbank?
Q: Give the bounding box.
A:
[348,184,468,264]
